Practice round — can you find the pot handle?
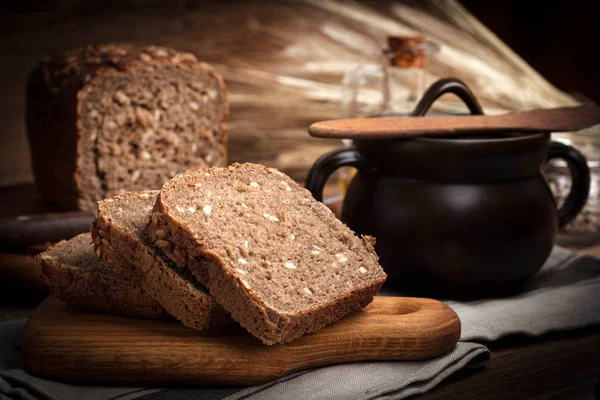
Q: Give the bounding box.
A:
[411,77,485,116]
[547,141,590,227]
[305,147,370,202]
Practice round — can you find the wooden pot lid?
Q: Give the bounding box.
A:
[309,105,600,140]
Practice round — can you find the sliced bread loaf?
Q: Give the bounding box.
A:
[91,190,229,330]
[27,44,229,211]
[37,233,168,319]
[148,163,387,344]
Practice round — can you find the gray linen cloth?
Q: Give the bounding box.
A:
[1,246,599,400]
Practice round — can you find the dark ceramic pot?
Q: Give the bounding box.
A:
[306,78,590,297]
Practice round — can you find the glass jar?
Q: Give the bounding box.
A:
[337,36,439,195]
[341,35,439,118]
[543,131,600,246]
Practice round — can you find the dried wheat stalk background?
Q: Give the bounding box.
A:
[0,0,579,185]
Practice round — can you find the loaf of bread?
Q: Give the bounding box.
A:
[148,163,387,344]
[91,190,230,329]
[37,233,168,319]
[27,44,229,211]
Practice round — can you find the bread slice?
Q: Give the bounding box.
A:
[148,163,387,344]
[91,190,229,330]
[27,44,229,211]
[37,233,168,319]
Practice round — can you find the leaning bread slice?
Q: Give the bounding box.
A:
[148,163,387,344]
[91,190,229,330]
[37,233,168,319]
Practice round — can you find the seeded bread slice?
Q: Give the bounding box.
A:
[37,233,168,319]
[91,190,229,330]
[27,44,229,211]
[148,163,387,344]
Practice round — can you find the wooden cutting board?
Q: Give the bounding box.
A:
[22,296,460,386]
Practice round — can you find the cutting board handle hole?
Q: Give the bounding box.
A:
[366,298,422,315]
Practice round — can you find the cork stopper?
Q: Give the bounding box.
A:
[385,35,426,68]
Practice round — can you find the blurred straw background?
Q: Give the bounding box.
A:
[0,0,581,185]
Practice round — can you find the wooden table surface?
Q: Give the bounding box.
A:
[0,184,599,399]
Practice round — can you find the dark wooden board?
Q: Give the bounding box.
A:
[22,296,460,386]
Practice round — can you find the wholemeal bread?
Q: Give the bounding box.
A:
[37,233,168,319]
[91,190,229,330]
[27,44,229,211]
[148,163,387,344]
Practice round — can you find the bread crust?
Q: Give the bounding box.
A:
[37,233,168,319]
[91,190,230,330]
